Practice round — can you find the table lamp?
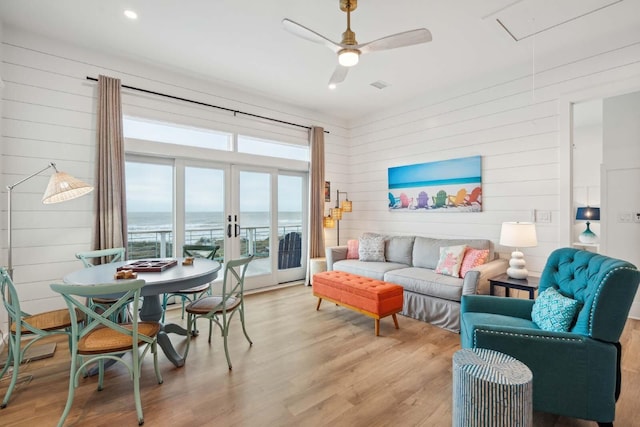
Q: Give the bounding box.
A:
[500,222,537,280]
[576,206,600,244]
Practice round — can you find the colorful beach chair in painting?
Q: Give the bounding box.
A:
[388,192,401,209]
[447,189,467,207]
[399,193,413,208]
[417,191,429,209]
[431,190,447,208]
[464,187,482,206]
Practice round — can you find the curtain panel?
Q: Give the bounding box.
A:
[94,75,128,259]
[309,126,326,262]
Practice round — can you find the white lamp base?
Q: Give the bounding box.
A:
[507,250,529,279]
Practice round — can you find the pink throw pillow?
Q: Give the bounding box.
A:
[435,245,467,277]
[346,239,359,259]
[459,248,490,278]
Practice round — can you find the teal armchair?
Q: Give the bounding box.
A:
[461,248,640,427]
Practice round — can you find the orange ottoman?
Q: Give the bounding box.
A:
[313,271,404,336]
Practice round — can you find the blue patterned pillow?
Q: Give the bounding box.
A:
[531,287,581,332]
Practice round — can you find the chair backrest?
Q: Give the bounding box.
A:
[417,191,429,208]
[278,233,301,269]
[50,279,151,344]
[75,247,125,268]
[539,248,640,342]
[183,245,219,260]
[452,188,467,204]
[220,256,254,306]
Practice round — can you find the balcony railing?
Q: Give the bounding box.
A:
[127,225,302,260]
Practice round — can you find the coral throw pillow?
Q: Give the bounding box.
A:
[346,239,359,259]
[459,248,490,278]
[435,245,467,277]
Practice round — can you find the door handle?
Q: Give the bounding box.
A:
[234,224,240,237]
[227,224,232,238]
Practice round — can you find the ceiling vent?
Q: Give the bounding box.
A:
[370,80,390,90]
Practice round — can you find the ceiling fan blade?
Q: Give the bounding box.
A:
[329,65,349,86]
[282,18,341,53]
[358,28,432,54]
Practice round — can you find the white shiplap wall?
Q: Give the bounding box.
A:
[345,41,640,278]
[0,26,348,329]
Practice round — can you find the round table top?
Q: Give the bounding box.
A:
[453,348,532,385]
[63,258,221,296]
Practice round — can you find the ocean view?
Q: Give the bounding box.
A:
[128,211,303,232]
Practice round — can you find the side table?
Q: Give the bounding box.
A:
[489,273,539,299]
[308,257,327,285]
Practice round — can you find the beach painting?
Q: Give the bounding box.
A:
[388,156,482,212]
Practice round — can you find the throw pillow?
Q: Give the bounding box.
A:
[346,239,359,259]
[459,248,490,278]
[531,287,581,332]
[359,235,386,262]
[434,245,467,277]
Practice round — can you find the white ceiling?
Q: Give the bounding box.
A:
[1,0,639,123]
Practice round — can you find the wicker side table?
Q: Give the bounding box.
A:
[453,348,533,427]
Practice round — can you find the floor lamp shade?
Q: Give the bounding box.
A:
[42,171,94,204]
[500,222,537,280]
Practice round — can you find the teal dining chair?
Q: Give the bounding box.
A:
[0,267,83,408]
[75,247,128,322]
[50,279,163,426]
[161,244,219,323]
[182,255,254,370]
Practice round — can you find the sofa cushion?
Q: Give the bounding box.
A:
[385,236,415,265]
[413,237,492,269]
[359,235,386,262]
[435,245,467,277]
[333,260,409,281]
[384,267,465,301]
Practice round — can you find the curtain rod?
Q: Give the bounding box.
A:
[86,76,329,134]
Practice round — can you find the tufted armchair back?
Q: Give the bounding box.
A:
[539,248,639,342]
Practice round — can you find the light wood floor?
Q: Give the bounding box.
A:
[1,285,639,426]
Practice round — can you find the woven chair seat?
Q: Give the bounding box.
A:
[91,297,118,304]
[11,308,84,334]
[186,296,240,315]
[172,282,210,295]
[78,322,161,355]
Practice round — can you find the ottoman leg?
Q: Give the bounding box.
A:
[316,298,322,311]
[375,319,380,336]
[392,313,399,329]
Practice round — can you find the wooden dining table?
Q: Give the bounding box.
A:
[63,258,221,367]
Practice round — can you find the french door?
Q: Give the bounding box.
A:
[126,157,307,291]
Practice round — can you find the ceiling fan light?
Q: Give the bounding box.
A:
[338,49,359,67]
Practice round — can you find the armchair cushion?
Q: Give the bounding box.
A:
[531,287,581,332]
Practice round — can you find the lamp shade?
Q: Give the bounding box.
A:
[576,207,600,221]
[341,199,352,213]
[42,171,94,204]
[323,216,335,228]
[331,207,343,220]
[338,49,359,67]
[500,222,538,248]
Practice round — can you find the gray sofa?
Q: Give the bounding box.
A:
[325,235,508,332]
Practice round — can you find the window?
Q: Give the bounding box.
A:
[238,135,309,161]
[124,116,231,150]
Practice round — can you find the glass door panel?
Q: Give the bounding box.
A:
[184,166,225,260]
[238,170,271,278]
[125,161,174,260]
[277,174,305,282]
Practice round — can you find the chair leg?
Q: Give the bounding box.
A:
[239,305,252,346]
[161,294,168,323]
[132,349,144,426]
[1,335,20,409]
[97,359,105,391]
[57,350,78,427]
[222,322,232,370]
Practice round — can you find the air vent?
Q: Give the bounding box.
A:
[370,80,390,90]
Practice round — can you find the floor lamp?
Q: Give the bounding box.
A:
[4,162,93,359]
[325,189,352,246]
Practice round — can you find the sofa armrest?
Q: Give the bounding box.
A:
[325,246,348,271]
[473,258,509,294]
[461,294,534,320]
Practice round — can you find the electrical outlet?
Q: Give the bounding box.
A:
[536,210,551,223]
[618,213,633,223]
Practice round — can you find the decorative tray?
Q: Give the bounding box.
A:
[117,259,178,273]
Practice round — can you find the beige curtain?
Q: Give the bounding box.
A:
[309,126,325,261]
[94,75,127,257]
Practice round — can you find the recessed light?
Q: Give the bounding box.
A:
[328,83,337,90]
[124,10,138,20]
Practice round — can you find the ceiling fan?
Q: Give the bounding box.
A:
[282,0,432,88]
